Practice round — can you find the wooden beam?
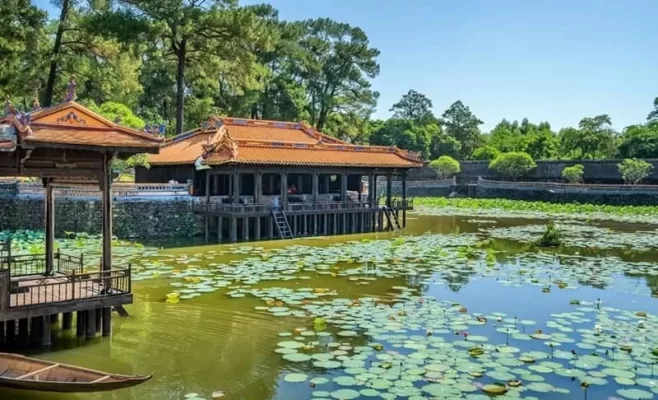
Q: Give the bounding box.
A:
[17,364,60,380]
[101,153,112,273]
[45,179,55,275]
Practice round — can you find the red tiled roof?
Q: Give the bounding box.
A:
[6,101,162,153]
[149,117,422,168]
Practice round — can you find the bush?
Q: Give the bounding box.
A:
[562,164,584,184]
[618,158,653,185]
[489,152,536,180]
[471,146,500,161]
[429,156,461,180]
[535,223,562,247]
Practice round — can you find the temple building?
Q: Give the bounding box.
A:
[0,95,161,346]
[137,117,422,243]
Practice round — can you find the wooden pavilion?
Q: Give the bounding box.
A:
[0,94,161,347]
[138,117,422,243]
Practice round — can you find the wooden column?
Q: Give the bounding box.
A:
[6,320,15,342]
[267,216,274,238]
[303,215,308,235]
[217,217,223,242]
[333,213,338,235]
[86,309,96,339]
[18,318,28,344]
[41,315,52,346]
[312,171,319,203]
[62,312,73,330]
[0,269,9,312]
[292,215,297,235]
[255,171,263,205]
[255,217,261,241]
[0,321,4,344]
[213,175,219,196]
[232,170,240,204]
[370,174,377,207]
[341,173,348,202]
[386,173,392,208]
[313,215,318,236]
[101,154,113,336]
[76,311,85,337]
[323,214,328,235]
[230,217,237,243]
[243,218,249,242]
[402,172,408,227]
[205,172,211,202]
[45,179,55,275]
[281,172,288,210]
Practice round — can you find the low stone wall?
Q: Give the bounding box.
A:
[0,197,200,238]
[407,159,658,185]
[375,179,456,198]
[474,180,658,206]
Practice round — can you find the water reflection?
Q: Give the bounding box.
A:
[1,214,657,400]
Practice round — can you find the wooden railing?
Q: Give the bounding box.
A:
[193,200,374,214]
[0,252,84,278]
[7,266,131,309]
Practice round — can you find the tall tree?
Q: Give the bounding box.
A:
[117,0,274,134]
[390,90,434,121]
[559,114,616,159]
[617,122,658,158]
[297,18,380,131]
[648,97,658,122]
[0,0,48,99]
[43,0,73,106]
[441,100,483,159]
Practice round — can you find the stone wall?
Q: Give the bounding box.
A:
[0,197,200,238]
[475,182,658,206]
[408,159,658,184]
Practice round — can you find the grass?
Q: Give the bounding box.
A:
[414,197,658,217]
[534,223,563,247]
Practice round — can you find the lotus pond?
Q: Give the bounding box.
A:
[2,207,658,400]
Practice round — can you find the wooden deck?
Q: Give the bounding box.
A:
[10,274,105,307]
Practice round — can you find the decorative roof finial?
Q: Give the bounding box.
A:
[31,97,41,112]
[4,96,16,116]
[64,75,77,102]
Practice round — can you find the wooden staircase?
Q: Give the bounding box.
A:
[272,210,294,239]
[383,207,401,231]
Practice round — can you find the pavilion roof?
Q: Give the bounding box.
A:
[1,101,162,154]
[149,117,423,169]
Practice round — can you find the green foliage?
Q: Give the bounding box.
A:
[390,90,434,122]
[559,115,616,159]
[441,101,484,159]
[428,156,460,180]
[489,152,536,180]
[535,223,563,247]
[648,97,658,122]
[0,0,48,98]
[472,146,500,161]
[618,158,653,185]
[87,101,145,129]
[617,122,658,158]
[562,164,584,184]
[414,197,658,218]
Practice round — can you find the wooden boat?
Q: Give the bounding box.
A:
[0,353,152,393]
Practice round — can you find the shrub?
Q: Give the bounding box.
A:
[562,164,584,184]
[535,223,562,247]
[489,152,536,180]
[618,158,653,185]
[429,156,461,180]
[471,146,500,161]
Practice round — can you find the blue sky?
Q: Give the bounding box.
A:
[35,0,658,131]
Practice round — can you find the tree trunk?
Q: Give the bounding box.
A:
[175,39,187,135]
[43,0,71,107]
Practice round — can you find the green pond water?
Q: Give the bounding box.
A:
[2,212,658,400]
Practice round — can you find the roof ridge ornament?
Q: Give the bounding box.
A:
[4,96,17,117]
[64,76,77,102]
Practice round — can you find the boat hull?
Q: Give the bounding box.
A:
[0,353,152,393]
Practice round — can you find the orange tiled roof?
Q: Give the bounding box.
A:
[4,101,162,153]
[149,117,422,168]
